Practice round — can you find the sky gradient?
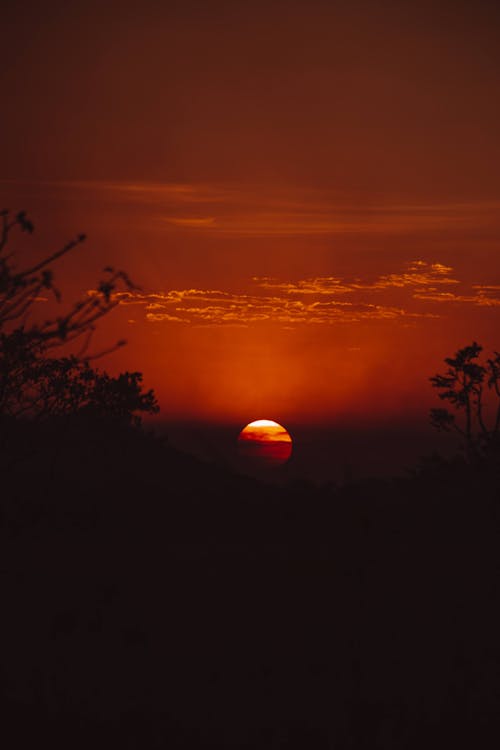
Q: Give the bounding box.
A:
[2,0,500,462]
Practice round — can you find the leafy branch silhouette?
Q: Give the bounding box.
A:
[0,209,135,354]
[430,341,500,458]
[0,210,158,427]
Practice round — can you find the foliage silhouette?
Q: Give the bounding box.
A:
[0,210,157,426]
[430,341,500,459]
[1,354,158,425]
[0,210,134,350]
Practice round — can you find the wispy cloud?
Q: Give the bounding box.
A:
[116,288,436,327]
[108,260,500,327]
[6,178,500,238]
[413,291,500,306]
[255,262,459,295]
[164,217,217,228]
[374,262,458,289]
[155,207,495,237]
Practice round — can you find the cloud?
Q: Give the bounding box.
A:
[7,179,500,238]
[165,217,216,228]
[140,296,436,326]
[373,262,458,289]
[146,313,187,322]
[93,260,499,328]
[155,209,485,237]
[472,284,500,295]
[255,277,355,295]
[111,266,444,327]
[255,262,458,295]
[413,291,500,306]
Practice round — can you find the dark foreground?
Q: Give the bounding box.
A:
[1,420,500,748]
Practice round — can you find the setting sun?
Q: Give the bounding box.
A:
[237,419,292,467]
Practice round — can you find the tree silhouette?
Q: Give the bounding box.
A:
[0,210,158,426]
[430,341,500,457]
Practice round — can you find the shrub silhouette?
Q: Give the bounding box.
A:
[430,341,500,458]
[2,354,158,425]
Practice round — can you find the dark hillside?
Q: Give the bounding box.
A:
[2,421,500,748]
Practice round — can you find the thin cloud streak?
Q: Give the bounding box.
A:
[5,178,500,237]
[155,210,488,237]
[413,291,500,306]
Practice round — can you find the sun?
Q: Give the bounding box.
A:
[237,419,292,467]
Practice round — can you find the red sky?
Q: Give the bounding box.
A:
[2,0,500,435]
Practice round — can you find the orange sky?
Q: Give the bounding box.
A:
[1,0,500,433]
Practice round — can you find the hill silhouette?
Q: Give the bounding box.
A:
[2,416,500,749]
